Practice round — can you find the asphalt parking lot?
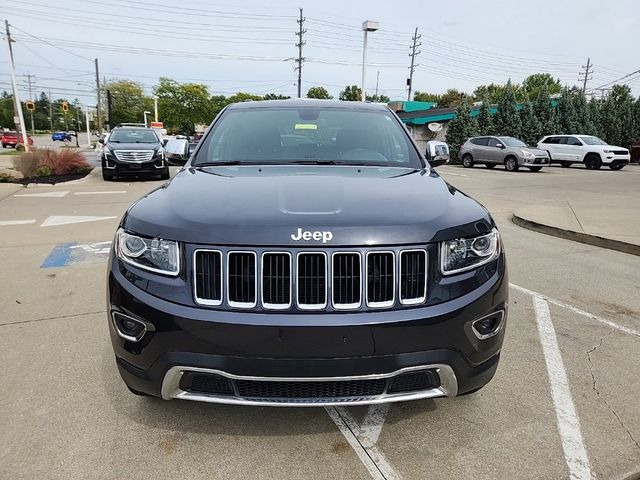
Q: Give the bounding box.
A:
[1,162,639,480]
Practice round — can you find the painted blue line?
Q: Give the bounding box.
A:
[40,242,76,268]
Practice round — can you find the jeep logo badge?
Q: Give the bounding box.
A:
[291,228,333,243]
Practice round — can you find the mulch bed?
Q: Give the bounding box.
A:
[15,171,91,185]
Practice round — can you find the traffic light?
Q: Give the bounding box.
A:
[26,101,35,111]
[62,101,69,112]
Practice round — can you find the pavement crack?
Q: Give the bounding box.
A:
[587,329,640,452]
[1,310,107,327]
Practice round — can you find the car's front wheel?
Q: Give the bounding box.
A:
[504,156,519,171]
[102,168,115,181]
[462,154,474,168]
[584,153,602,170]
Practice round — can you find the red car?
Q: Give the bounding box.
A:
[1,131,34,148]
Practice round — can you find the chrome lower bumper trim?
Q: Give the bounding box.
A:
[160,364,458,406]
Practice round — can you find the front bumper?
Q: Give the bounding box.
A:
[520,156,549,166]
[102,157,166,174]
[108,255,508,405]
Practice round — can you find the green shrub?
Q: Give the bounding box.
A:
[36,165,53,176]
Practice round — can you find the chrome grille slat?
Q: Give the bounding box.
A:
[113,150,154,162]
[332,253,361,309]
[227,251,256,308]
[297,252,327,309]
[400,250,427,305]
[193,250,222,305]
[262,252,291,309]
[366,252,395,308]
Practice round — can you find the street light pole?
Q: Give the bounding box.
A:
[143,111,151,127]
[153,96,158,122]
[4,20,30,151]
[85,106,91,147]
[361,20,379,102]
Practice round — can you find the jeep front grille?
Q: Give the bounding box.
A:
[193,247,428,311]
[113,150,155,162]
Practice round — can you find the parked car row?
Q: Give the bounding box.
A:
[1,131,34,148]
[458,134,630,172]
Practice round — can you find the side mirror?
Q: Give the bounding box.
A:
[162,139,169,146]
[98,138,105,145]
[496,143,504,149]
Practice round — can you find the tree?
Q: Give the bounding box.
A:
[572,93,594,135]
[534,82,555,136]
[105,80,153,127]
[521,74,561,101]
[413,91,439,103]
[631,96,640,143]
[519,97,541,145]
[556,88,579,134]
[600,84,635,147]
[588,99,602,138]
[476,95,493,135]
[366,94,390,103]
[226,92,263,104]
[263,93,290,100]
[492,80,521,137]
[473,83,504,104]
[339,85,362,101]
[154,77,214,133]
[306,86,332,99]
[446,100,478,163]
[438,88,471,108]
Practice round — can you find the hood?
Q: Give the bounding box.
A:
[108,142,160,150]
[522,146,548,156]
[122,165,493,247]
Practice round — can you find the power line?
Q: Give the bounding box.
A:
[11,24,93,61]
[407,27,421,101]
[590,68,640,91]
[295,8,306,98]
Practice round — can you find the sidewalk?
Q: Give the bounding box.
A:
[513,198,640,256]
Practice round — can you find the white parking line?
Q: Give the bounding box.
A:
[325,406,401,480]
[41,215,117,227]
[511,283,640,338]
[439,171,468,177]
[0,219,36,226]
[533,296,593,480]
[15,191,69,198]
[74,191,127,195]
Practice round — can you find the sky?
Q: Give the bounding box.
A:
[2,0,639,105]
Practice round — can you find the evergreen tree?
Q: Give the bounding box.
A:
[572,93,594,134]
[446,100,478,163]
[492,79,521,137]
[519,97,542,145]
[476,95,493,135]
[534,82,555,136]
[600,85,635,146]
[631,97,640,142]
[556,88,579,134]
[588,99,602,137]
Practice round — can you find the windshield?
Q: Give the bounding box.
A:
[109,129,159,144]
[194,107,422,168]
[580,136,607,145]
[499,137,527,147]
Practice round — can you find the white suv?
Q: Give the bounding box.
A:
[537,135,630,170]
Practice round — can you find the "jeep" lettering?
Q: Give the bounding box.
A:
[291,228,333,244]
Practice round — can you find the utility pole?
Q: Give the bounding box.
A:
[375,71,380,97]
[4,20,30,151]
[295,8,306,98]
[579,57,593,95]
[407,27,421,101]
[94,57,102,133]
[48,87,53,132]
[26,72,35,133]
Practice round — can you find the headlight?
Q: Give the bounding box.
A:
[440,228,501,275]
[521,150,534,157]
[603,149,611,153]
[115,228,180,276]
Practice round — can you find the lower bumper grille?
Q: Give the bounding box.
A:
[166,366,449,406]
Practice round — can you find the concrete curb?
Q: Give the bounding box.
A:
[512,212,640,257]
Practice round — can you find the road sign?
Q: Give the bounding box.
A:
[150,121,163,128]
[26,101,35,111]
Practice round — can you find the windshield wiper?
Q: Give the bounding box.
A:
[288,159,337,165]
[194,161,245,167]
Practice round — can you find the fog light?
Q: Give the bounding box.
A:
[471,310,504,339]
[112,312,147,342]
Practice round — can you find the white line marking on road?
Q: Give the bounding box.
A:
[325,407,400,480]
[359,404,391,447]
[15,191,69,198]
[41,215,117,227]
[511,283,640,338]
[0,219,36,226]
[439,171,468,177]
[533,296,593,480]
[74,191,127,195]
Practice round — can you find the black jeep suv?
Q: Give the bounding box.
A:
[108,100,508,406]
[101,126,169,181]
